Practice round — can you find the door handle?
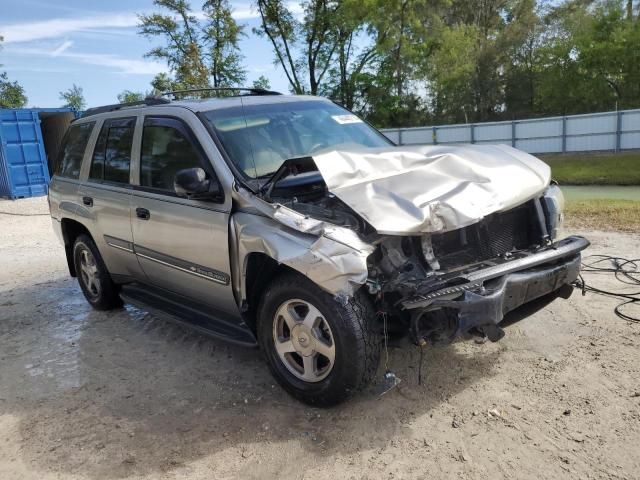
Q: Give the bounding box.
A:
[136,207,150,220]
[82,196,93,207]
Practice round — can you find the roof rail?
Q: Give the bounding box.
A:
[80,96,171,118]
[161,87,282,98]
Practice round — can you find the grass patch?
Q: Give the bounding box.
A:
[540,151,640,185]
[564,199,640,232]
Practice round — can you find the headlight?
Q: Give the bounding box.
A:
[542,184,565,240]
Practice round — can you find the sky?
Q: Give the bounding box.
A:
[0,0,293,108]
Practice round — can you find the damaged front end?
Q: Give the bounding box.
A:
[233,145,589,346]
[367,200,587,344]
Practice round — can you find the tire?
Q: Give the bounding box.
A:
[257,272,380,406]
[73,234,123,310]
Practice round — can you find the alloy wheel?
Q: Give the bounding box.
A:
[79,248,101,299]
[272,299,336,382]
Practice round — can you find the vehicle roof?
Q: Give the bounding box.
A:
[173,94,327,112]
[76,94,330,122]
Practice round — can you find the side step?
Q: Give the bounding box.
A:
[120,283,257,347]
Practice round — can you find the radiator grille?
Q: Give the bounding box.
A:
[432,202,535,270]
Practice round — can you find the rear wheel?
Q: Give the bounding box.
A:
[257,272,380,406]
[73,235,122,310]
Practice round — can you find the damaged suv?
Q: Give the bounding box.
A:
[48,90,589,406]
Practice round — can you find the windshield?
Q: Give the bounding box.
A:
[202,99,391,178]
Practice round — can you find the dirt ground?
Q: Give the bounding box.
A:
[1,197,639,480]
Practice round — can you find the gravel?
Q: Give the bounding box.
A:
[1,197,639,480]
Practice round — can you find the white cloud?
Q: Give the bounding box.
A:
[0,3,300,45]
[9,45,167,75]
[0,4,266,44]
[250,64,273,73]
[51,40,74,57]
[0,13,139,43]
[63,52,167,75]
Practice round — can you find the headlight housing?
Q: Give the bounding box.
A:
[542,184,565,240]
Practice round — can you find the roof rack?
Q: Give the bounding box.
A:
[80,97,170,118]
[78,87,282,119]
[161,87,282,98]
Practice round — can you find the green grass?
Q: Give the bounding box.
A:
[540,151,640,185]
[565,199,640,232]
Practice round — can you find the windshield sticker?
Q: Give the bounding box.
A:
[331,114,363,125]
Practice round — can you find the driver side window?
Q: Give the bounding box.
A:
[140,117,204,193]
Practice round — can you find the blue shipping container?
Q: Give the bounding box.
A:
[0,108,77,199]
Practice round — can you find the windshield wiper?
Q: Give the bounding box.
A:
[255,171,278,180]
[258,156,317,200]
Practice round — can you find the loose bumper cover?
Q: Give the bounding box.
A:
[402,235,589,339]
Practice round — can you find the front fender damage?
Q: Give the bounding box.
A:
[230,191,375,305]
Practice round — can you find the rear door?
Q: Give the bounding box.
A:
[78,116,142,280]
[130,115,237,315]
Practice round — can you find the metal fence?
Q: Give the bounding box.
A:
[380,108,640,154]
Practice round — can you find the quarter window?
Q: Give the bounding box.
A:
[140,117,204,192]
[89,117,135,184]
[56,122,95,179]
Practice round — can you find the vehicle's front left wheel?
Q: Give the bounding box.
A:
[257,272,380,406]
[73,234,122,311]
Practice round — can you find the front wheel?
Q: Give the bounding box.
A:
[257,272,380,406]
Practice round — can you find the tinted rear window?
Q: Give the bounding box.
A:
[56,122,95,179]
[89,117,135,185]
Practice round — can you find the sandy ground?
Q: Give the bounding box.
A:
[1,197,639,480]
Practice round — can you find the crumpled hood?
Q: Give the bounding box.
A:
[312,144,551,235]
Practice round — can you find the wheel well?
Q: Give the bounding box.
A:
[60,219,92,277]
[244,253,295,333]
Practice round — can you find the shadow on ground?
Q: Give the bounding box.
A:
[0,277,503,478]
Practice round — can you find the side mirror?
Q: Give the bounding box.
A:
[174,167,222,201]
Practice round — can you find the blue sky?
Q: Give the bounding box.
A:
[0,0,293,108]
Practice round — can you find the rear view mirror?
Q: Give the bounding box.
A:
[174,167,222,201]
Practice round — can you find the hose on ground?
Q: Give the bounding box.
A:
[574,255,640,322]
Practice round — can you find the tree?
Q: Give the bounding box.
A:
[319,0,379,110]
[0,35,28,108]
[130,0,640,127]
[117,90,146,103]
[353,0,443,126]
[59,84,86,110]
[254,0,340,94]
[151,72,176,94]
[427,24,480,123]
[0,72,28,108]
[139,0,245,92]
[570,1,640,110]
[203,0,246,87]
[251,75,272,90]
[529,0,640,116]
[423,0,546,123]
[502,0,545,118]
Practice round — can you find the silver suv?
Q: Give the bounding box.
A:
[49,89,589,406]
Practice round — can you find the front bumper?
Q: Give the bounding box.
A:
[404,235,589,340]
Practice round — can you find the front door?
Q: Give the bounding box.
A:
[130,115,237,315]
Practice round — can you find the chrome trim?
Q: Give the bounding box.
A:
[107,243,134,253]
[135,252,229,285]
[103,235,134,252]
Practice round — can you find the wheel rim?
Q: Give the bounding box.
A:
[79,248,101,299]
[272,299,336,383]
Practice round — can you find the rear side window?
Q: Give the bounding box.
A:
[140,117,205,193]
[56,122,95,179]
[89,117,135,185]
